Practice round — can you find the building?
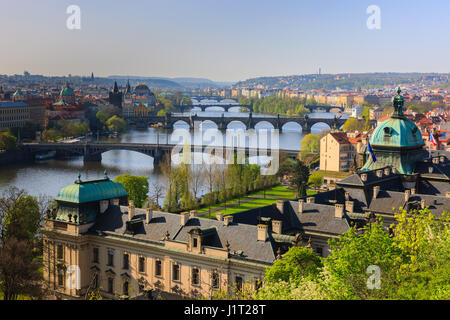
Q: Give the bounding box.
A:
[369,107,384,121]
[122,82,157,118]
[0,101,30,130]
[42,173,279,300]
[320,132,360,172]
[108,81,123,108]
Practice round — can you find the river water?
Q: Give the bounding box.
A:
[0,99,345,200]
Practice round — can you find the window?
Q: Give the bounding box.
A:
[212,271,219,289]
[255,280,262,291]
[155,260,162,277]
[57,245,63,260]
[107,250,114,266]
[192,267,200,286]
[193,238,198,248]
[93,247,99,263]
[138,257,145,273]
[235,276,243,292]
[123,253,129,270]
[123,281,129,296]
[107,278,114,294]
[57,268,64,287]
[172,264,180,281]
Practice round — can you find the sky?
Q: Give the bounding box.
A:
[0,0,449,82]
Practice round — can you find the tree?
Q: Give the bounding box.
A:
[146,181,165,210]
[342,118,363,132]
[41,128,61,142]
[308,172,324,190]
[96,110,109,128]
[0,238,43,300]
[264,247,323,284]
[106,115,127,133]
[0,132,17,151]
[300,134,320,153]
[288,160,310,197]
[113,175,149,208]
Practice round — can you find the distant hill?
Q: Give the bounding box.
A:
[108,76,234,89]
[235,73,450,90]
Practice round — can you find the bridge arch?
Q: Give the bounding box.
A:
[173,120,190,129]
[227,106,242,113]
[226,120,247,130]
[310,122,332,134]
[254,120,275,131]
[199,120,219,130]
[281,121,303,132]
[204,106,225,112]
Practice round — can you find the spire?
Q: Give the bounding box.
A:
[113,81,118,93]
[125,79,131,94]
[104,169,109,180]
[391,87,405,119]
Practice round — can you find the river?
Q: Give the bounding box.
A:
[0,99,346,201]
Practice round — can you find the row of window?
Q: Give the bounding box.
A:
[93,247,221,288]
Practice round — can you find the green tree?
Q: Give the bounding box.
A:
[300,134,320,153]
[0,132,17,151]
[264,247,322,284]
[3,194,41,242]
[288,160,310,197]
[106,116,127,133]
[113,175,149,208]
[96,110,109,126]
[342,118,363,132]
[308,172,324,190]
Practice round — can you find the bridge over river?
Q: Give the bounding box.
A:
[126,112,349,133]
[21,141,300,164]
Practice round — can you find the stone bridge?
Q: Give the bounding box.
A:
[126,113,347,133]
[21,142,300,164]
[175,104,253,113]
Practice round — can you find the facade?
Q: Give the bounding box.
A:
[370,107,384,121]
[122,82,157,118]
[320,132,361,172]
[0,101,31,130]
[108,81,123,108]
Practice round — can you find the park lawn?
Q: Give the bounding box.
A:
[199,185,318,218]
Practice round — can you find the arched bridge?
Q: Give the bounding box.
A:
[175,103,253,113]
[126,113,347,133]
[21,142,300,164]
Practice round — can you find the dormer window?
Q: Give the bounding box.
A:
[383,127,392,137]
[193,238,198,248]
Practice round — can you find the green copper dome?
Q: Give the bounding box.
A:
[55,176,128,204]
[60,83,75,96]
[370,88,423,148]
[362,88,426,175]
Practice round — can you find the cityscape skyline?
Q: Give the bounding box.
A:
[1,0,450,82]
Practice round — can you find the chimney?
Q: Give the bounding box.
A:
[376,170,383,178]
[384,167,390,176]
[306,197,315,204]
[360,173,367,182]
[345,200,354,213]
[335,204,344,219]
[146,208,153,224]
[440,156,445,163]
[257,224,269,242]
[373,186,380,199]
[345,192,350,201]
[272,220,282,234]
[445,192,450,198]
[428,166,434,173]
[224,215,233,226]
[189,210,197,218]
[421,199,426,209]
[216,212,223,221]
[276,200,284,213]
[298,199,304,214]
[411,188,416,195]
[128,201,135,221]
[404,190,411,202]
[180,212,189,226]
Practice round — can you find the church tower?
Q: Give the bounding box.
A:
[108,81,123,108]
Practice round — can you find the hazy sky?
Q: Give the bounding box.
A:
[1,0,449,82]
